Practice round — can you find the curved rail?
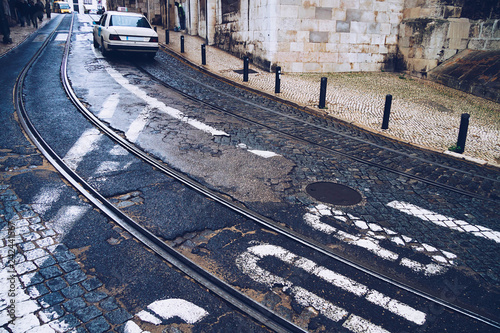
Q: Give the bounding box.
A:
[14,13,306,333]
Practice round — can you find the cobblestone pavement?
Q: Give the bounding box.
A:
[0,185,135,332]
[156,30,500,168]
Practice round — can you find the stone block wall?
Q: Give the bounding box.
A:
[400,0,500,74]
[212,0,405,72]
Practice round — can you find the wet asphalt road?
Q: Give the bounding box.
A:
[1,13,499,332]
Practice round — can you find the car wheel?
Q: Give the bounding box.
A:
[93,35,99,48]
[101,37,108,56]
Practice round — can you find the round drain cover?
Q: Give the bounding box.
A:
[306,182,362,205]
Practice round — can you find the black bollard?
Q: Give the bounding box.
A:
[180,36,185,53]
[165,29,169,44]
[201,44,206,65]
[381,94,392,129]
[154,27,157,32]
[319,77,327,109]
[275,66,281,93]
[243,57,249,82]
[455,113,470,154]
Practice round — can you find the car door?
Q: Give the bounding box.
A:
[94,14,107,43]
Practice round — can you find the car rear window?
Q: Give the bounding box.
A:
[109,15,151,28]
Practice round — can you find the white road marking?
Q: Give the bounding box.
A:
[343,314,390,333]
[237,243,426,331]
[126,298,208,331]
[387,201,500,243]
[104,66,229,137]
[125,106,151,142]
[98,93,120,120]
[236,143,280,158]
[31,186,63,215]
[62,128,102,170]
[49,205,89,238]
[55,33,68,41]
[304,205,456,275]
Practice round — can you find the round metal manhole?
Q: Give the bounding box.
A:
[306,182,362,206]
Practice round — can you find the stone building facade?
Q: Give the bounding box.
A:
[106,0,499,74]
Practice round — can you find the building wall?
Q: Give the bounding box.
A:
[400,0,500,75]
[212,0,405,72]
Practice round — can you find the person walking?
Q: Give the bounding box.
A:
[45,0,50,18]
[28,0,37,28]
[15,0,26,26]
[35,0,44,23]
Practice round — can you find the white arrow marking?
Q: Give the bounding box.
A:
[236,243,426,331]
[304,204,456,276]
[388,201,500,243]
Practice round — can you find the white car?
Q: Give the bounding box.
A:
[93,11,159,59]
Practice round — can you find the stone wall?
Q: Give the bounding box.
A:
[212,0,405,72]
[400,0,500,75]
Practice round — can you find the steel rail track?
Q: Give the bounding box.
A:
[50,22,500,330]
[137,50,500,202]
[14,14,306,333]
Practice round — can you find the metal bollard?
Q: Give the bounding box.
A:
[455,113,470,154]
[165,29,169,44]
[201,44,206,65]
[243,56,249,82]
[381,94,392,129]
[180,36,185,53]
[275,66,281,94]
[319,77,327,109]
[154,27,157,32]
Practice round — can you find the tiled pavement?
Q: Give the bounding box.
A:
[0,185,134,332]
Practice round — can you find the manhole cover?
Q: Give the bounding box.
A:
[306,182,362,205]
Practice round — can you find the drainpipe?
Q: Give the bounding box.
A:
[205,0,208,44]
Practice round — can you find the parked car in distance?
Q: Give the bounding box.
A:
[53,1,72,13]
[92,11,159,59]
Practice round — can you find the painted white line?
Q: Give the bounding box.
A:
[343,314,390,333]
[236,143,280,158]
[104,66,229,137]
[237,243,426,329]
[147,299,208,324]
[127,298,208,330]
[387,201,500,243]
[303,205,455,276]
[49,205,89,238]
[62,128,102,170]
[55,33,68,41]
[125,106,151,142]
[98,93,120,120]
[248,149,280,158]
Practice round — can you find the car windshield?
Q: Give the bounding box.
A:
[59,3,70,8]
[109,15,151,28]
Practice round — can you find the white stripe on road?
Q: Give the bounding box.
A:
[236,243,426,330]
[62,128,102,170]
[98,93,120,121]
[387,201,500,243]
[304,205,455,276]
[126,299,208,331]
[104,66,229,137]
[125,106,151,142]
